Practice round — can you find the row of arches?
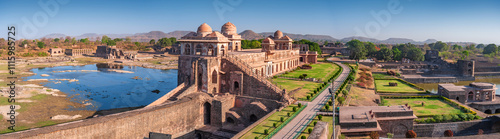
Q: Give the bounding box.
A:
[183,44,222,56]
[484,109,500,114]
[254,59,299,77]
[225,114,258,125]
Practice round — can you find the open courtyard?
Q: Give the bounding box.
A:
[381,97,465,116]
[375,79,426,93]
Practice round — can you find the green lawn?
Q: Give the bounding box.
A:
[240,104,301,139]
[297,116,334,139]
[381,98,464,116]
[372,73,396,79]
[281,63,338,81]
[272,78,321,101]
[374,79,425,93]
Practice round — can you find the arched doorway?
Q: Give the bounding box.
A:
[300,57,304,62]
[195,133,202,139]
[249,114,258,123]
[226,117,235,124]
[221,45,225,56]
[485,109,492,114]
[468,92,474,101]
[212,70,217,83]
[234,81,239,91]
[198,66,203,91]
[204,102,211,125]
[456,97,460,101]
[496,109,500,114]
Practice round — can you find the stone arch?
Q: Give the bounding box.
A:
[208,45,214,56]
[221,45,225,56]
[196,44,202,55]
[198,66,203,91]
[468,91,474,101]
[226,117,235,124]
[485,109,492,114]
[212,87,217,94]
[249,114,258,123]
[456,96,460,101]
[184,44,191,55]
[203,102,211,125]
[392,124,408,136]
[195,133,202,139]
[234,81,240,91]
[212,70,217,83]
[300,57,304,62]
[495,109,500,114]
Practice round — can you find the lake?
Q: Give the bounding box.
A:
[24,64,178,111]
[415,78,500,95]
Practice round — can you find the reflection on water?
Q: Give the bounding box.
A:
[416,78,500,95]
[24,64,178,111]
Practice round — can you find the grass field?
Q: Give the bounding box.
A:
[272,78,321,100]
[372,73,396,79]
[375,79,425,93]
[240,104,300,139]
[297,116,334,139]
[381,98,464,116]
[281,63,338,81]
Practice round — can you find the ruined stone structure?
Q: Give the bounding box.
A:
[96,46,137,60]
[65,49,93,56]
[438,82,500,114]
[48,48,64,56]
[294,44,318,64]
[339,105,417,138]
[320,46,350,56]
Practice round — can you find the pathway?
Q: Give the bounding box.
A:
[272,61,350,139]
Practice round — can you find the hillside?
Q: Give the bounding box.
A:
[239,30,263,40]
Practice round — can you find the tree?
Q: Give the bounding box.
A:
[106,40,116,46]
[125,37,131,43]
[79,38,89,43]
[466,44,476,51]
[101,35,111,44]
[407,47,424,61]
[346,39,367,61]
[430,41,449,52]
[476,44,485,49]
[323,41,328,46]
[483,44,497,54]
[71,37,76,45]
[149,39,156,44]
[406,130,417,138]
[54,38,60,42]
[158,37,173,47]
[377,47,393,61]
[364,42,378,57]
[460,50,469,60]
[37,42,45,49]
[452,44,462,50]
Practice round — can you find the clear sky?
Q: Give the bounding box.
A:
[0,0,499,44]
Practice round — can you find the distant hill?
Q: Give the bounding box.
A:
[239,30,263,40]
[424,39,438,44]
[127,31,193,42]
[340,36,379,42]
[43,33,66,39]
[383,38,415,44]
[259,32,338,43]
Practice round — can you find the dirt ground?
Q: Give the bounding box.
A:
[347,64,379,106]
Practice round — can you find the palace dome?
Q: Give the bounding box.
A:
[197,23,212,35]
[274,30,283,39]
[221,22,237,35]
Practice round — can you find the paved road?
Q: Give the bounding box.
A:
[272,62,350,139]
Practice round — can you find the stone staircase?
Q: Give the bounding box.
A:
[223,54,285,96]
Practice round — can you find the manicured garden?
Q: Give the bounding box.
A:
[272,78,321,100]
[296,115,333,139]
[240,104,305,139]
[372,73,396,79]
[380,97,465,117]
[278,63,338,81]
[374,79,426,93]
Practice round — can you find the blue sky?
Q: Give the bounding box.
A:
[0,0,499,44]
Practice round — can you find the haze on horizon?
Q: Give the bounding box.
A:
[0,0,499,44]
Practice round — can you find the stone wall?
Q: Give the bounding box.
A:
[378,119,414,138]
[413,116,500,137]
[403,77,458,84]
[0,93,217,139]
[220,58,284,101]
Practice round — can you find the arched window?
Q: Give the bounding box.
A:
[208,45,214,56]
[234,81,239,91]
[203,102,211,125]
[196,44,202,55]
[212,70,217,83]
[184,44,191,55]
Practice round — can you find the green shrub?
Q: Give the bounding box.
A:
[475,115,481,120]
[306,96,311,100]
[467,114,476,120]
[298,103,302,108]
[280,117,284,122]
[308,128,313,134]
[318,115,323,121]
[443,114,453,122]
[301,136,306,139]
[254,137,258,139]
[387,133,394,138]
[458,113,468,121]
[273,122,277,127]
[325,105,330,110]
[451,115,460,122]
[313,121,317,126]
[264,129,269,135]
[293,107,297,112]
[433,115,443,122]
[328,101,333,106]
[287,112,290,117]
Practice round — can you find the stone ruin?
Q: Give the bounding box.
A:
[95,46,137,60]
